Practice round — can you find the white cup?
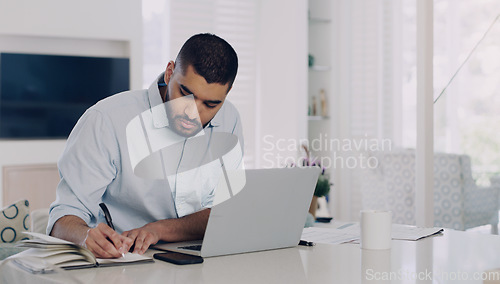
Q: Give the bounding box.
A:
[360,210,392,250]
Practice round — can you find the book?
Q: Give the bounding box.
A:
[12,232,154,270]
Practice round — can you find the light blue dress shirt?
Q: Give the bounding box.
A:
[47,73,244,234]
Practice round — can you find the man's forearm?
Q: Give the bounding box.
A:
[153,208,211,242]
[50,215,91,245]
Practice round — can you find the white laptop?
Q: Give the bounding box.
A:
[153,167,321,257]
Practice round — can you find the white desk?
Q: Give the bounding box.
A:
[2,228,500,283]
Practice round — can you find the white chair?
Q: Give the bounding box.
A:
[361,149,499,233]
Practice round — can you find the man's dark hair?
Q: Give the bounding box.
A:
[175,33,238,92]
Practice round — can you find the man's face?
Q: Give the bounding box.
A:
[163,63,229,137]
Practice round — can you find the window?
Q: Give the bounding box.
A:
[142,0,258,168]
[433,0,500,185]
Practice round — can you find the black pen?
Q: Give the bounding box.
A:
[99,203,115,230]
[99,203,124,257]
[299,240,314,247]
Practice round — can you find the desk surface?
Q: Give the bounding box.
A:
[2,227,500,284]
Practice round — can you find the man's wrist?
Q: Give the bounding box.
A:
[152,219,178,242]
[81,228,91,247]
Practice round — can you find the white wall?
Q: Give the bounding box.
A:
[257,0,308,168]
[0,0,308,206]
[161,0,308,169]
[0,0,142,205]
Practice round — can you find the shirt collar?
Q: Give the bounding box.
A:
[147,72,223,129]
[208,109,222,128]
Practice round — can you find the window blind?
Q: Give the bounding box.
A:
[166,0,258,168]
[337,0,401,219]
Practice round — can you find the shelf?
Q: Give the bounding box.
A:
[309,17,331,24]
[309,65,331,72]
[308,116,330,121]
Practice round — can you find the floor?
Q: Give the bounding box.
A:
[467,224,497,234]
[465,211,500,235]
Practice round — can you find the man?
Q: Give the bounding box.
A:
[48,33,244,259]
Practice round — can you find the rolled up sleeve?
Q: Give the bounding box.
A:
[47,109,119,235]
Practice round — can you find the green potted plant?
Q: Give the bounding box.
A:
[310,173,331,216]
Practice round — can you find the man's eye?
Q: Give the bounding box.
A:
[179,88,187,96]
[205,103,217,109]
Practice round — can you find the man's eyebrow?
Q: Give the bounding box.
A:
[180,84,194,95]
[180,84,222,104]
[206,99,222,104]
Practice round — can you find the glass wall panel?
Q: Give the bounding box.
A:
[433,0,500,233]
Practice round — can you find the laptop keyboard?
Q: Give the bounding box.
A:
[179,245,202,251]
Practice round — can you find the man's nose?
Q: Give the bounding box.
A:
[184,100,200,120]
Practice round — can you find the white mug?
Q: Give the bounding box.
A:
[360,210,392,250]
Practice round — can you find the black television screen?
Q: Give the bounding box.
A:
[0,52,130,139]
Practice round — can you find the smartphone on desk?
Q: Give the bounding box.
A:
[153,252,204,265]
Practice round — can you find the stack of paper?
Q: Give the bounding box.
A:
[301,222,443,245]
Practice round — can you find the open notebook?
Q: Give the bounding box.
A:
[12,232,153,270]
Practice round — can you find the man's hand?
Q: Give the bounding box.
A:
[51,215,134,259]
[84,223,134,258]
[121,209,210,254]
[122,223,161,254]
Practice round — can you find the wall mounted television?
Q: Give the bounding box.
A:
[0,52,130,139]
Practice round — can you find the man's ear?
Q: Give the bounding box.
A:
[164,61,175,83]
